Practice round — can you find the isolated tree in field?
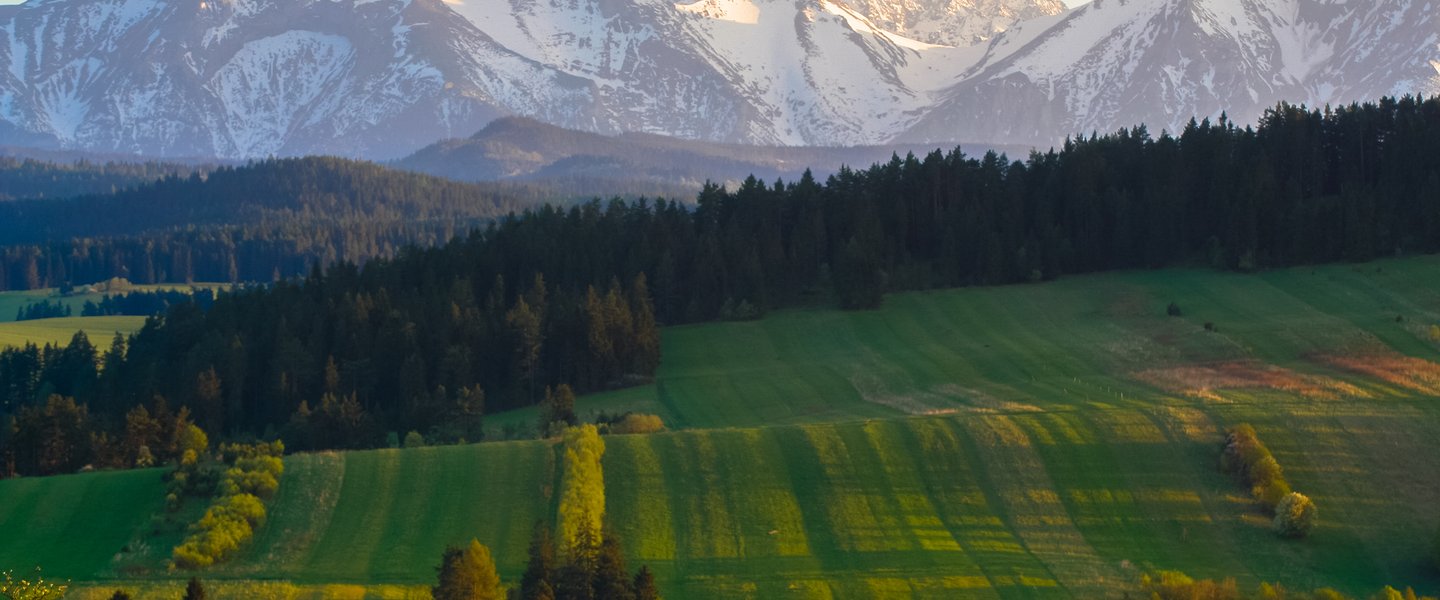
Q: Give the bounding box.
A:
[433,539,502,600]
[558,425,606,557]
[182,578,206,600]
[1273,492,1317,538]
[632,566,660,600]
[521,522,557,600]
[404,431,426,448]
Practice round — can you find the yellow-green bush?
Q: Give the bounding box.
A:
[1272,492,1318,538]
[609,413,665,435]
[1,569,67,600]
[1141,572,1434,600]
[1140,571,1239,600]
[171,441,285,570]
[1221,424,1293,513]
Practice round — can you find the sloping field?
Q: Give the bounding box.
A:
[492,256,1440,432]
[0,316,147,349]
[35,401,1440,598]
[8,257,1440,597]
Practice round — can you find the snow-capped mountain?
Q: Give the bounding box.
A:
[442,0,984,146]
[900,0,1440,145]
[0,0,599,159]
[0,0,1435,160]
[835,0,1065,46]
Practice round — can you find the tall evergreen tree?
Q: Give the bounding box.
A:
[182,578,206,600]
[433,539,503,600]
[632,566,659,600]
[592,530,634,600]
[520,522,557,600]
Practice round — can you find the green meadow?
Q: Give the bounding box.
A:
[492,256,1440,432]
[0,316,147,349]
[9,257,1440,598]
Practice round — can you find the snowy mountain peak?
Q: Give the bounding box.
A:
[835,0,1067,47]
[676,0,761,24]
[900,0,1440,146]
[0,0,1435,159]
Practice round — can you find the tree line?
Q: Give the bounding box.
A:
[0,156,577,291]
[0,156,199,202]
[3,96,1440,469]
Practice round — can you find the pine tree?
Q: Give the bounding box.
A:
[632,566,659,600]
[627,274,660,376]
[592,530,634,600]
[433,539,503,600]
[521,522,557,600]
[182,578,206,600]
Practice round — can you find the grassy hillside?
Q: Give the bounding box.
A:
[41,402,1440,598]
[492,256,1440,434]
[9,257,1440,598]
[0,316,147,349]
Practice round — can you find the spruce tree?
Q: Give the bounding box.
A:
[592,531,634,600]
[521,522,556,600]
[632,566,659,600]
[433,539,503,600]
[182,578,205,600]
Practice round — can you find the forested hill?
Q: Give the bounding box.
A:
[0,157,572,290]
[0,157,530,243]
[0,157,202,202]
[3,96,1439,474]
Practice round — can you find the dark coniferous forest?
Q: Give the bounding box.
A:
[0,157,629,290]
[3,97,1440,476]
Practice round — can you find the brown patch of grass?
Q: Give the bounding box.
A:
[1316,354,1440,395]
[1135,361,1367,400]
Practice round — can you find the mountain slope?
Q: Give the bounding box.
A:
[394,116,1026,186]
[0,0,593,159]
[836,0,1066,46]
[899,0,1440,145]
[0,0,1435,158]
[445,0,983,146]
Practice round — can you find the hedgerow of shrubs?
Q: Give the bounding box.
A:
[604,413,665,435]
[171,442,284,570]
[1140,571,1435,600]
[1221,424,1318,538]
[1221,425,1293,511]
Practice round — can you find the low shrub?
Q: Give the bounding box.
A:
[171,441,284,570]
[1142,572,1435,600]
[1273,492,1318,538]
[1140,571,1239,600]
[609,413,665,435]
